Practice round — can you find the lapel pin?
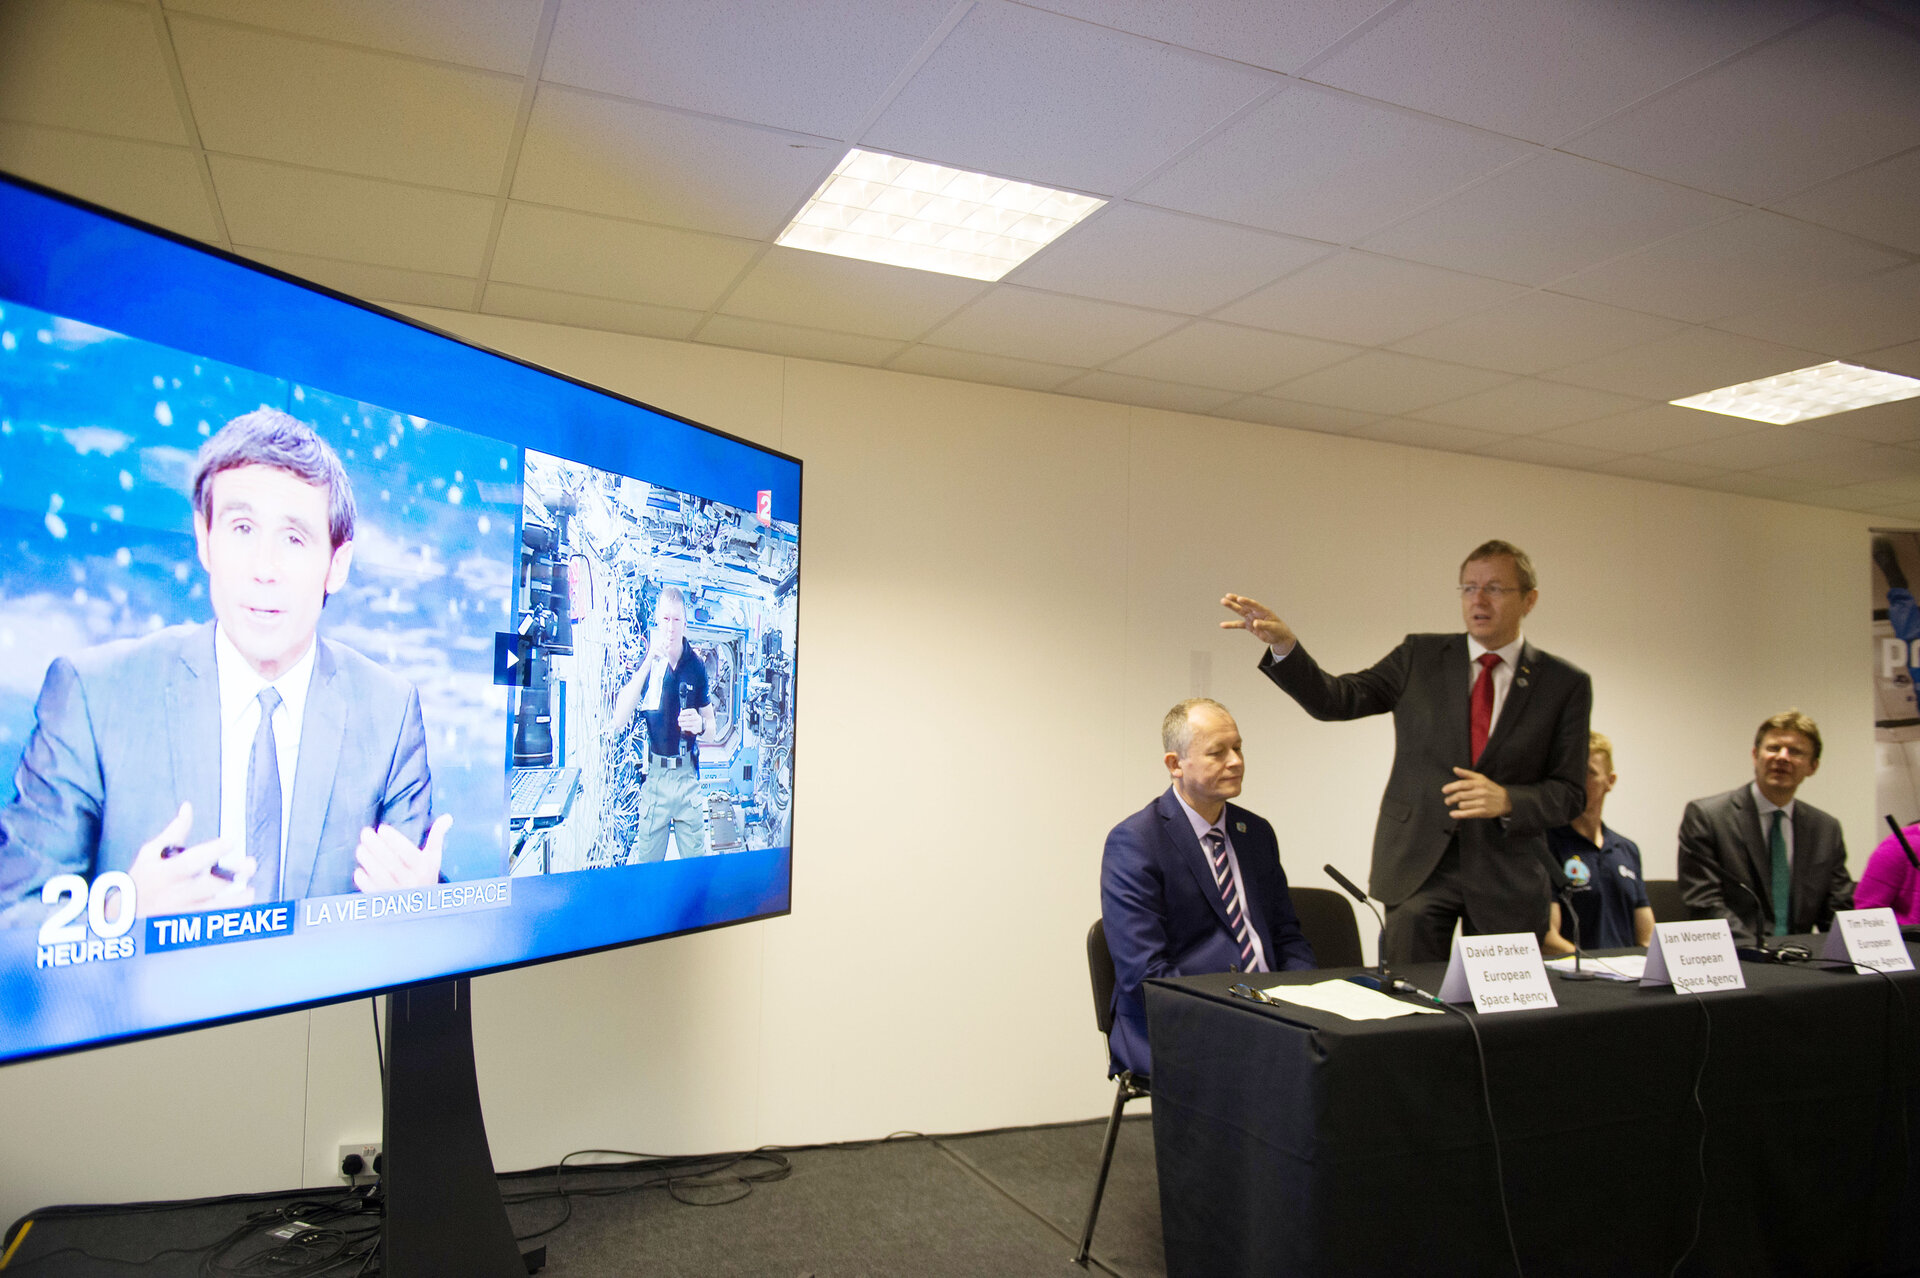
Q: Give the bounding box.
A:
[1516,677,1529,687]
[1235,822,1246,834]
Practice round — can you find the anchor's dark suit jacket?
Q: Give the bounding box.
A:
[1677,785,1853,948]
[1260,633,1591,932]
[0,622,431,918]
[1100,787,1315,1077]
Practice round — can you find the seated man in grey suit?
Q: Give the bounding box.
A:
[1678,709,1853,948]
[0,408,450,921]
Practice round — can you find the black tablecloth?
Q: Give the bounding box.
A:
[1144,948,1920,1277]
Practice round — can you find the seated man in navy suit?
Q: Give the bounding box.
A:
[1100,698,1315,1077]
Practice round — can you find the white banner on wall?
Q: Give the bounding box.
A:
[1874,530,1920,826]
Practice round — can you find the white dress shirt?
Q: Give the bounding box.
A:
[1171,786,1268,972]
[1750,782,1796,869]
[1465,633,1525,738]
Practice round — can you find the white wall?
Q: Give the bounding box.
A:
[0,313,1892,1226]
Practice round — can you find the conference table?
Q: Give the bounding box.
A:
[1144,946,1920,1277]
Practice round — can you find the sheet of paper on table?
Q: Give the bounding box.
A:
[1545,954,1646,982]
[1261,978,1445,1020]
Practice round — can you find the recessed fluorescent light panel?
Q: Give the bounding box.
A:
[1670,361,1920,425]
[776,149,1105,282]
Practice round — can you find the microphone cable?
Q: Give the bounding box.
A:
[1436,1001,1524,1278]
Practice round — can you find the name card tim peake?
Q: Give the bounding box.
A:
[1823,908,1916,974]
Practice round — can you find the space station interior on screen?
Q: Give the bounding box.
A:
[505,450,798,874]
[1876,530,1920,826]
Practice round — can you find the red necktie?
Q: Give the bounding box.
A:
[1470,652,1501,763]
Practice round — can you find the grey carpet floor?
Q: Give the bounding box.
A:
[1,1115,1163,1277]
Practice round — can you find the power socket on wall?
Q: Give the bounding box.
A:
[339,1142,382,1184]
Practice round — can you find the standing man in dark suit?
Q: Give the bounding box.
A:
[1221,540,1591,965]
[1678,709,1853,948]
[1100,698,1316,1077]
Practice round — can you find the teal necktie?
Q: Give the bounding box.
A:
[1768,809,1790,938]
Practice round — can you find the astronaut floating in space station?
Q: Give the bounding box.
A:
[505,449,798,876]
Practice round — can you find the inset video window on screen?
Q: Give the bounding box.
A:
[0,294,798,1064]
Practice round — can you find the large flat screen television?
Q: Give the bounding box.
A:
[0,171,802,1072]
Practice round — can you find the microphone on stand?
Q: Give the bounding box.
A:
[1325,864,1392,992]
[1724,878,1811,963]
[1886,814,1920,870]
[1536,843,1597,982]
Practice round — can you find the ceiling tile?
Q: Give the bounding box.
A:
[1532,403,1757,454]
[1649,425,1843,471]
[1551,210,1904,324]
[1104,321,1358,393]
[481,282,704,341]
[1771,147,1920,255]
[171,18,521,192]
[1872,501,1920,523]
[1271,351,1511,415]
[887,345,1084,393]
[1413,379,1647,434]
[163,0,544,74]
[1212,397,1381,434]
[1361,152,1742,286]
[488,203,759,311]
[1544,327,1827,401]
[1861,339,1920,379]
[1565,12,1920,204]
[917,288,1185,366]
[1019,0,1397,74]
[1008,204,1330,315]
[543,0,953,138]
[1215,251,1522,346]
[210,155,495,276]
[512,88,836,240]
[1468,436,1626,469]
[864,1,1275,194]
[244,247,478,310]
[1840,476,1920,504]
[719,247,986,340]
[1058,371,1238,415]
[1750,444,1920,487]
[1309,0,1817,143]
[1792,485,1902,512]
[1691,472,1820,500]
[696,315,906,366]
[1135,84,1532,243]
[0,123,218,242]
[1798,396,1920,446]
[1591,456,1731,486]
[1353,418,1506,453]
[0,0,187,144]
[1388,291,1684,375]
[1708,263,1920,357]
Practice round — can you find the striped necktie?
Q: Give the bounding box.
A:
[1203,829,1255,969]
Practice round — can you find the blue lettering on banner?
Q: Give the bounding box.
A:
[146,903,294,952]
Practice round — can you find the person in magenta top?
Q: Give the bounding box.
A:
[1857,822,1920,925]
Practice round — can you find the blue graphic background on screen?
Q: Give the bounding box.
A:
[0,299,517,878]
[0,182,798,518]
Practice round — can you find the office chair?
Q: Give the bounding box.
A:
[1287,886,1365,967]
[1076,918,1147,1267]
[1643,878,1689,924]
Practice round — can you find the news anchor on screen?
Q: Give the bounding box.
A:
[0,408,449,922]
